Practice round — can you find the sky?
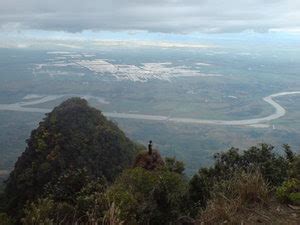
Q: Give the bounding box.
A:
[0,0,300,48]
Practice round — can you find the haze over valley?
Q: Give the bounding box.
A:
[2,1,300,224]
[1,43,300,175]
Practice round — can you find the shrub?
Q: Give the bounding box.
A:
[0,213,13,225]
[198,170,270,224]
[44,168,91,203]
[165,157,185,174]
[21,176,109,224]
[75,178,108,217]
[288,192,300,205]
[289,155,300,180]
[215,170,269,205]
[21,198,55,225]
[188,173,211,216]
[276,178,300,205]
[102,202,124,225]
[107,167,188,225]
[202,144,290,187]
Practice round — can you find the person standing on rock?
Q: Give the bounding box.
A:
[148,140,153,155]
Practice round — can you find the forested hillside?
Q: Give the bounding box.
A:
[0,98,299,225]
[1,98,141,221]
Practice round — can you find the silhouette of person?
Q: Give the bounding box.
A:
[148,140,153,155]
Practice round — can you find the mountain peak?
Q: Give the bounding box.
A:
[4,98,140,215]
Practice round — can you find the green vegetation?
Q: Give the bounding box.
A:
[2,98,141,220]
[2,48,300,179]
[0,98,299,224]
[276,179,300,204]
[198,170,269,224]
[275,155,300,206]
[107,167,188,224]
[195,143,290,186]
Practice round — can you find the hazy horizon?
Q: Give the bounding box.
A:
[1,0,300,175]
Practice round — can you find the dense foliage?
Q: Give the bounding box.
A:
[107,167,188,224]
[0,98,299,224]
[2,98,140,219]
[193,143,291,187]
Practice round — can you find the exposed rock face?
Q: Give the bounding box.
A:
[134,150,165,170]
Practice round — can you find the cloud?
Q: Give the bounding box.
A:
[93,40,214,48]
[0,0,300,33]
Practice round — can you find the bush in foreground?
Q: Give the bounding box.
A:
[107,167,188,225]
[197,170,269,224]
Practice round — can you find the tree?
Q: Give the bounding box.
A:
[165,157,185,174]
[203,144,291,186]
[188,173,210,216]
[283,144,295,162]
[4,98,140,220]
[107,167,188,225]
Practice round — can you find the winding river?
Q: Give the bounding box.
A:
[0,91,299,126]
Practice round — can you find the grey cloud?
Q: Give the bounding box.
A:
[0,0,299,33]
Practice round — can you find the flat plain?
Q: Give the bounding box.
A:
[1,46,300,175]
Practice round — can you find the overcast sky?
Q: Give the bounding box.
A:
[1,0,300,34]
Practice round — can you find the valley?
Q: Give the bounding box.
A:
[0,91,299,127]
[1,46,300,175]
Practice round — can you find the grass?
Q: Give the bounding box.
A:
[197,170,269,224]
[197,170,300,224]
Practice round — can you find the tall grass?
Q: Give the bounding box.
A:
[198,170,269,224]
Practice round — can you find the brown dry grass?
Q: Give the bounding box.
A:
[102,202,124,225]
[197,170,300,224]
[197,170,272,225]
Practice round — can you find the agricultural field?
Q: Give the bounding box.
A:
[1,45,300,175]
